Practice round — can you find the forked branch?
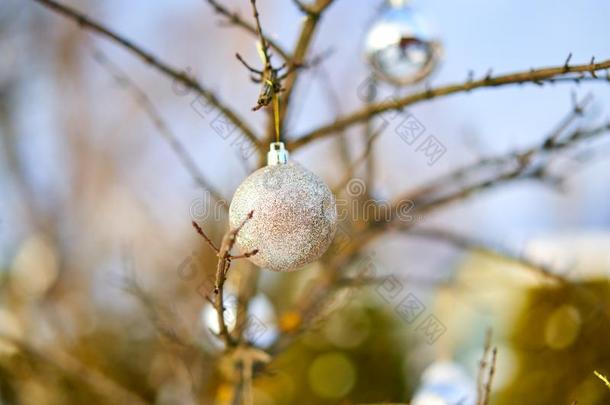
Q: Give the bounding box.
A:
[92,49,228,209]
[278,0,336,131]
[31,0,262,149]
[192,211,257,347]
[205,0,292,61]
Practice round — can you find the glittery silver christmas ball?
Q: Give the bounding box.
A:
[229,156,337,272]
[364,0,441,86]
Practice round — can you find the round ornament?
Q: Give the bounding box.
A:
[364,0,441,86]
[201,292,278,349]
[229,142,337,272]
[411,361,476,405]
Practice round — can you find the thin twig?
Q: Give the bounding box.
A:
[280,120,610,350]
[269,253,382,354]
[122,276,193,349]
[476,329,498,405]
[92,49,228,209]
[318,64,354,174]
[404,227,568,283]
[291,57,610,149]
[292,0,316,16]
[205,0,291,61]
[233,268,260,344]
[31,0,262,149]
[389,121,610,222]
[392,95,593,209]
[333,126,384,195]
[476,329,493,404]
[121,249,197,351]
[249,0,271,66]
[594,370,610,390]
[191,212,258,349]
[323,121,610,276]
[214,258,234,346]
[362,75,379,195]
[276,0,336,136]
[238,0,296,112]
[192,220,220,252]
[1,334,149,405]
[211,210,256,347]
[332,75,384,195]
[231,250,259,260]
[228,345,271,405]
[484,348,498,405]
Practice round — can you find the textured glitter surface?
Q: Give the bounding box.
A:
[229,162,337,272]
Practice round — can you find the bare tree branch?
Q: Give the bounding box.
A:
[1,335,149,405]
[313,121,610,287]
[192,211,257,348]
[92,49,228,209]
[192,221,220,252]
[122,275,193,349]
[232,267,260,344]
[393,94,593,210]
[268,259,370,354]
[333,126,383,195]
[594,370,610,390]
[249,0,271,66]
[277,0,336,135]
[215,211,256,347]
[291,58,610,149]
[404,227,568,283]
[476,329,497,405]
[362,122,609,273]
[31,0,262,149]
[205,0,292,61]
[280,119,610,352]
[292,0,315,16]
[390,121,610,219]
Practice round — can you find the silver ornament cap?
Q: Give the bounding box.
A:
[267,141,289,165]
[229,143,337,272]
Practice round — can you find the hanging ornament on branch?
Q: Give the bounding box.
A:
[364,0,442,86]
[235,0,295,111]
[229,142,337,272]
[230,0,337,272]
[411,361,477,405]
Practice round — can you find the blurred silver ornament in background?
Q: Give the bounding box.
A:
[364,0,442,86]
[201,292,278,349]
[229,143,337,272]
[411,361,477,405]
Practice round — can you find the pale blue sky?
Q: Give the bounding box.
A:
[2,0,610,258]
